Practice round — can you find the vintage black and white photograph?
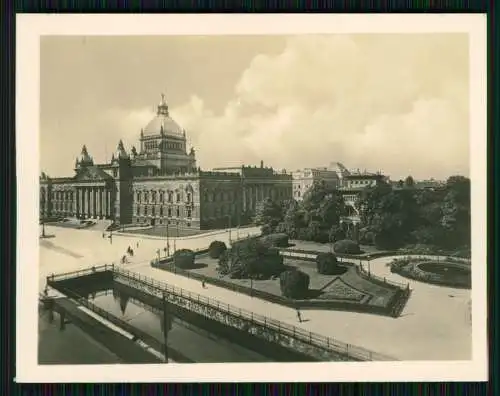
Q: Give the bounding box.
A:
[16,14,487,382]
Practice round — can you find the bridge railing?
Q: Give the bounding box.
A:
[46,264,111,283]
[112,266,395,361]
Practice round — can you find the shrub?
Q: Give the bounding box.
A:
[226,238,284,279]
[279,269,310,299]
[261,224,273,235]
[260,233,289,248]
[173,249,195,269]
[313,231,330,244]
[316,252,339,275]
[333,239,361,254]
[208,240,227,259]
[217,250,230,274]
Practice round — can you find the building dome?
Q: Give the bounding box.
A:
[142,93,184,138]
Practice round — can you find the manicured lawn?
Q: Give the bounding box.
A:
[123,226,211,238]
[176,253,398,308]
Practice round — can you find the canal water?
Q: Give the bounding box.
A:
[38,308,124,364]
[39,284,274,364]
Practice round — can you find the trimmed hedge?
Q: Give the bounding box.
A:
[173,249,195,269]
[260,233,289,248]
[279,269,310,299]
[333,239,361,254]
[316,252,339,275]
[208,240,227,259]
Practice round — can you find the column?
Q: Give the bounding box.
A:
[81,189,85,218]
[77,188,83,216]
[73,189,77,217]
[107,190,111,218]
[96,187,101,219]
[91,187,96,218]
[103,188,107,219]
[87,188,90,217]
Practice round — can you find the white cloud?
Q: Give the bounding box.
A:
[105,34,469,180]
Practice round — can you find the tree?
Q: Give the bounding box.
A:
[225,238,284,279]
[281,200,307,237]
[254,197,284,230]
[208,240,227,259]
[440,176,471,248]
[279,269,310,299]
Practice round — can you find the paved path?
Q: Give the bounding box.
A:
[39,226,471,361]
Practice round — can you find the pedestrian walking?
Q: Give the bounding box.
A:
[202,280,206,288]
[136,242,139,248]
[296,308,302,323]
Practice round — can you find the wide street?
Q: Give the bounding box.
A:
[39,225,472,361]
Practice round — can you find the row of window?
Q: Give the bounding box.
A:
[136,190,192,204]
[137,205,192,218]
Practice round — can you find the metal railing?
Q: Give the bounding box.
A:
[47,264,111,282]
[112,266,395,361]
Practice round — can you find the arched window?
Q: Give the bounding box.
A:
[152,191,157,203]
[168,191,173,203]
[176,192,181,202]
[176,207,180,217]
[145,191,149,202]
[137,191,141,203]
[159,206,163,216]
[186,192,191,203]
[159,191,164,203]
[152,206,156,216]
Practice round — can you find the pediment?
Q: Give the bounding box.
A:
[75,167,111,182]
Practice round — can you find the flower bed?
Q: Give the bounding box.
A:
[390,257,471,289]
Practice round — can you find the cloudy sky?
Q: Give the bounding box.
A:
[40,34,469,180]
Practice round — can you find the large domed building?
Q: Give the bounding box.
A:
[40,94,293,230]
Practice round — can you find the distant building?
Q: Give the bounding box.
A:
[40,94,292,230]
[338,170,388,224]
[390,178,445,190]
[292,167,340,201]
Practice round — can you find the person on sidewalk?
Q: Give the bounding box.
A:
[202,280,206,288]
[296,308,302,323]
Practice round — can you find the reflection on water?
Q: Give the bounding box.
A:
[87,287,271,363]
[38,308,123,365]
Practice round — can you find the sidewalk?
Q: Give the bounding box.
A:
[131,254,471,361]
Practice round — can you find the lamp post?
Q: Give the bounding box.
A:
[162,292,169,363]
[227,215,232,244]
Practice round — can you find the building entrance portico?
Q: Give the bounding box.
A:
[75,184,112,220]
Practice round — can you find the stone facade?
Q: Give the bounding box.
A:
[292,167,340,201]
[40,94,293,230]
